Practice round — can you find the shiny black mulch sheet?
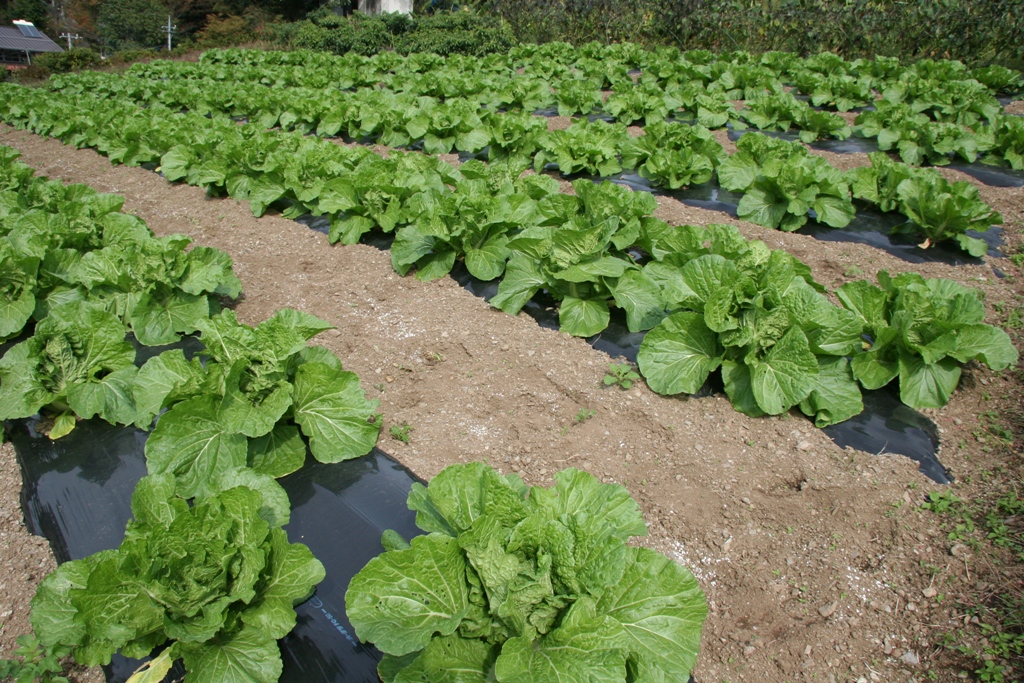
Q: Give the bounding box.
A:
[9,416,423,683]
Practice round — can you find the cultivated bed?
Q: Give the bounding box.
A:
[1,111,1021,681]
[0,45,1019,683]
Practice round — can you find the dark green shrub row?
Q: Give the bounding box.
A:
[291,9,516,57]
[33,48,101,73]
[482,0,1024,69]
[16,46,178,81]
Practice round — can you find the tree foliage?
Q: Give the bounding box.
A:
[0,0,51,31]
[97,0,168,49]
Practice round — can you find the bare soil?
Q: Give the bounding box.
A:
[1004,100,1024,116]
[1,123,1022,683]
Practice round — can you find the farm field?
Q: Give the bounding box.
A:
[1,44,1023,683]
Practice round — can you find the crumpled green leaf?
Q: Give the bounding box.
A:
[346,464,706,683]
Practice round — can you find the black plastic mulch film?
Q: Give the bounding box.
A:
[592,169,1008,268]
[12,412,424,683]
[1,329,416,683]
[8,304,942,683]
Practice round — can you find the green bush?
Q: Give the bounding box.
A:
[33,48,100,73]
[261,20,303,48]
[480,0,657,47]
[394,11,515,56]
[378,11,415,35]
[655,0,1024,68]
[291,9,513,57]
[481,0,1024,68]
[305,1,352,27]
[292,13,391,55]
[195,14,256,48]
[191,9,292,50]
[291,21,333,51]
[13,64,51,82]
[105,48,160,65]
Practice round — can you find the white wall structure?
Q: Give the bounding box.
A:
[358,0,413,14]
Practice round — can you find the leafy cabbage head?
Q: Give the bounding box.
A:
[346,463,707,683]
[30,473,325,682]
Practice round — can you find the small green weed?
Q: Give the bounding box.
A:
[604,363,640,389]
[575,408,596,423]
[986,493,1024,560]
[0,634,70,683]
[975,659,1007,682]
[921,490,963,513]
[390,422,413,443]
[1006,307,1023,330]
[979,411,1015,445]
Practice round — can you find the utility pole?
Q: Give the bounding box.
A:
[162,15,177,51]
[59,32,80,50]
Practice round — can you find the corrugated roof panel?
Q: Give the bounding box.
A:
[0,26,63,54]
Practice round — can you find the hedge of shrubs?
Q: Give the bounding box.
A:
[292,8,516,57]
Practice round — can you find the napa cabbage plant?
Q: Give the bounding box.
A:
[604,83,677,126]
[672,88,742,129]
[636,224,864,425]
[621,121,725,189]
[887,77,1001,128]
[494,76,555,112]
[0,145,34,190]
[969,65,1023,95]
[846,153,1001,256]
[894,175,1001,256]
[0,168,234,346]
[140,308,382,498]
[534,119,630,177]
[0,237,38,340]
[809,74,874,111]
[485,112,548,167]
[797,110,853,143]
[390,160,560,282]
[800,51,853,78]
[316,151,460,244]
[575,56,631,90]
[846,151,925,212]
[491,180,666,337]
[30,473,325,683]
[837,272,1018,409]
[405,98,491,155]
[855,102,981,166]
[742,92,810,132]
[982,116,1024,170]
[0,302,139,438]
[345,462,707,683]
[719,134,854,232]
[554,78,602,117]
[758,50,803,79]
[707,63,783,100]
[717,132,808,191]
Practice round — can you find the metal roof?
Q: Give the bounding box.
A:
[0,25,63,54]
